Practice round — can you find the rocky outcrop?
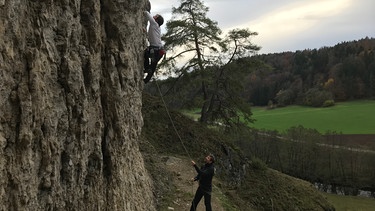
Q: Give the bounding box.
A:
[0,0,155,210]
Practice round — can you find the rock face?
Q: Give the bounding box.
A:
[0,0,155,210]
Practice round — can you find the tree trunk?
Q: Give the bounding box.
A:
[0,0,155,210]
[200,81,208,122]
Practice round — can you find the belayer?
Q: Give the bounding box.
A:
[143,4,165,83]
[190,154,215,211]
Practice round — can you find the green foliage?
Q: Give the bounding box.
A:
[162,0,222,71]
[250,157,267,171]
[275,88,296,106]
[303,87,333,107]
[249,38,375,105]
[159,0,260,126]
[322,99,335,107]
[221,28,261,61]
[156,37,375,108]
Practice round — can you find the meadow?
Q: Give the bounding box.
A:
[251,100,375,134]
[323,193,375,211]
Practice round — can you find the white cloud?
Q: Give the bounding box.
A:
[239,0,353,53]
[151,0,373,54]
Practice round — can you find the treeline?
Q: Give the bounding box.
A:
[248,37,375,106]
[147,37,375,108]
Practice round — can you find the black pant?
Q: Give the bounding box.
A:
[143,46,163,83]
[190,187,212,211]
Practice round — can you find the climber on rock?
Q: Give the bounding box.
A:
[143,5,165,83]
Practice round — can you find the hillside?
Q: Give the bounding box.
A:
[140,93,335,210]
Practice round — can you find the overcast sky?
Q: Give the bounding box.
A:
[150,0,375,54]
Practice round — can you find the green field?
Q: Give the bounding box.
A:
[323,193,375,211]
[251,100,375,134]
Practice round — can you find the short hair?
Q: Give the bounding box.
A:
[156,15,164,26]
[208,154,215,163]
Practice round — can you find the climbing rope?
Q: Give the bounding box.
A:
[155,80,196,197]
[155,80,193,160]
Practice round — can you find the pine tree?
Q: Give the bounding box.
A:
[162,0,222,73]
[162,0,260,125]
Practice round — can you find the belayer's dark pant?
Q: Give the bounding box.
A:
[190,187,212,211]
[143,46,164,83]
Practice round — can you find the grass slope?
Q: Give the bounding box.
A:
[140,93,335,211]
[251,100,375,134]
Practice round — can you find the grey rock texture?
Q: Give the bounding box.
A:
[0,0,155,210]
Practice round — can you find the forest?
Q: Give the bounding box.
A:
[147,37,375,109]
[250,37,375,106]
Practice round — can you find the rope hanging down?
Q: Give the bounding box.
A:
[155,81,192,160]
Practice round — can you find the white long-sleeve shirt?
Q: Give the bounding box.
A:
[144,11,162,47]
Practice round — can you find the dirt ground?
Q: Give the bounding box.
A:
[161,155,225,211]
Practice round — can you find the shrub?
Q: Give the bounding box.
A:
[251,157,267,171]
[303,88,334,107]
[322,99,335,107]
[275,89,295,107]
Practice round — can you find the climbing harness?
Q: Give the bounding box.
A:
[147,46,165,63]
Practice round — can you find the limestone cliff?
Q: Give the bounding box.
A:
[0,0,155,210]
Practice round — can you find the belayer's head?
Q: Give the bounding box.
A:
[205,154,215,164]
[153,14,164,26]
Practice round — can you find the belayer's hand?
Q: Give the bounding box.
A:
[191,160,196,166]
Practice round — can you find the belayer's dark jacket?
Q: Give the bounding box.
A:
[193,163,215,193]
